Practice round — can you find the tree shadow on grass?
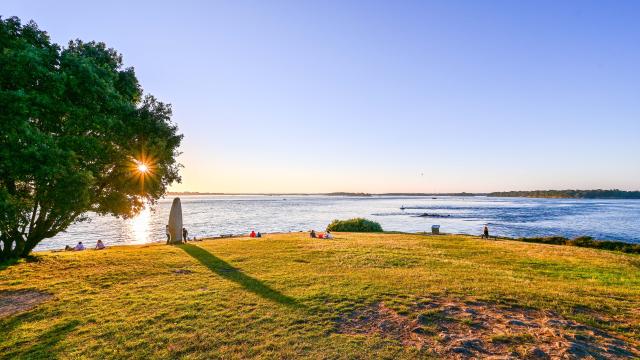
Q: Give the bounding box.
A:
[3,318,80,359]
[179,244,303,308]
[0,255,40,271]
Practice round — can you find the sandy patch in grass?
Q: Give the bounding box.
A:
[336,298,640,359]
[172,269,193,275]
[0,290,52,318]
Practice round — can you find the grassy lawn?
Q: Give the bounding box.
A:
[1,232,639,359]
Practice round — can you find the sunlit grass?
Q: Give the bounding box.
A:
[1,233,638,358]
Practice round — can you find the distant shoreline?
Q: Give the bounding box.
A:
[167,189,640,199]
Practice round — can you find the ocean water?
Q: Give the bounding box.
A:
[41,195,640,250]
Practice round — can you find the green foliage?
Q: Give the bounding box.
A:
[326,218,383,232]
[517,236,640,254]
[0,17,182,259]
[519,236,568,246]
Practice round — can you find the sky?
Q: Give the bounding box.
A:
[3,1,640,193]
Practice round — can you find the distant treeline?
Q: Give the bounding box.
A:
[488,189,640,199]
[325,192,372,197]
[167,192,374,196]
[379,192,478,197]
[168,189,640,199]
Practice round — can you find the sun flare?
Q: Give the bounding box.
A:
[137,163,149,173]
[129,151,158,192]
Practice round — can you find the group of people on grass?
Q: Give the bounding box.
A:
[244,230,335,239]
[246,230,333,239]
[63,225,491,252]
[65,239,105,251]
[309,230,333,239]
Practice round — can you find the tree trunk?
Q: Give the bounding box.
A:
[21,236,42,258]
[13,236,25,258]
[0,238,9,262]
[0,232,35,261]
[0,235,18,261]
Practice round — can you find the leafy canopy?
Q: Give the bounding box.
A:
[0,16,182,259]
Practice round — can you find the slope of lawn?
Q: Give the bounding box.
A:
[1,233,639,359]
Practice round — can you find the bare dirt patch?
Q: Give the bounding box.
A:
[0,290,52,319]
[336,298,640,359]
[173,269,193,275]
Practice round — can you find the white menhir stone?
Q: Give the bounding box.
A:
[168,197,183,243]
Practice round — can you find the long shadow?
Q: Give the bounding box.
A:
[0,256,40,271]
[179,244,302,308]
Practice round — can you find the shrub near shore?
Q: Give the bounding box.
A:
[326,218,383,232]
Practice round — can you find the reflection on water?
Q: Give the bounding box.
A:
[43,195,640,251]
[128,206,151,244]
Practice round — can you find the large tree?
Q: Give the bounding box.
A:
[0,17,182,260]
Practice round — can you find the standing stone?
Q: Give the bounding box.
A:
[167,197,183,244]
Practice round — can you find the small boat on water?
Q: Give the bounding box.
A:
[400,205,406,210]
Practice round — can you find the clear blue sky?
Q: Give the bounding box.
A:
[4,1,639,192]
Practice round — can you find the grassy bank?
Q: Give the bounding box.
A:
[514,235,640,254]
[1,233,639,359]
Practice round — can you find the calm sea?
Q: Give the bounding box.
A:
[41,195,640,250]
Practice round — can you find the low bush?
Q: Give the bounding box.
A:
[326,218,383,232]
[517,236,640,254]
[518,236,568,245]
[568,236,640,253]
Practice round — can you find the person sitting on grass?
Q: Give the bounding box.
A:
[325,231,333,239]
[74,241,85,251]
[95,240,106,250]
[310,230,316,238]
[256,232,262,238]
[250,230,256,238]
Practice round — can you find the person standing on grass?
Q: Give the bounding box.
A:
[166,225,171,244]
[182,227,188,242]
[483,225,490,239]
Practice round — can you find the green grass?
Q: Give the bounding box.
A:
[1,232,639,359]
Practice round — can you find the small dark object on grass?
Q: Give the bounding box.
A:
[173,269,193,275]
